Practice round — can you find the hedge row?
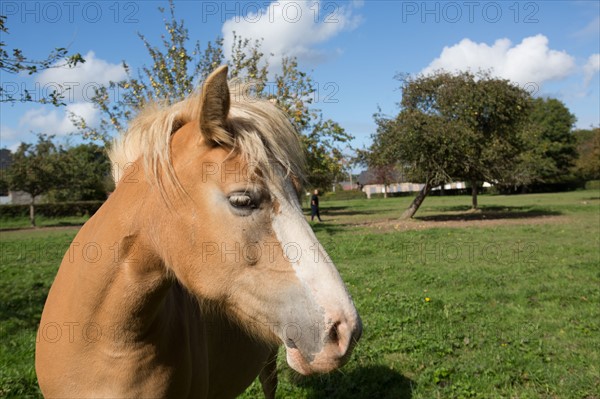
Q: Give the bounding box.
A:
[0,201,104,218]
[585,180,600,190]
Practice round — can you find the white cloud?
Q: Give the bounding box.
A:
[0,126,37,151]
[36,51,127,103]
[583,53,600,86]
[421,35,576,87]
[0,125,21,146]
[14,51,121,138]
[221,0,362,66]
[19,103,99,136]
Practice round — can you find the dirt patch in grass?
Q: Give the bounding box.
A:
[353,214,570,232]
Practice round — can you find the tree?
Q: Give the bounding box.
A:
[0,148,11,195]
[525,98,578,185]
[357,111,405,198]
[574,127,600,181]
[0,15,85,106]
[367,71,532,219]
[0,174,7,196]
[6,135,63,227]
[374,108,472,217]
[74,1,351,191]
[495,98,579,193]
[47,143,112,202]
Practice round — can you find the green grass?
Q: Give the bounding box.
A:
[0,229,78,398]
[1,191,599,398]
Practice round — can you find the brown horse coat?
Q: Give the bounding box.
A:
[36,66,361,398]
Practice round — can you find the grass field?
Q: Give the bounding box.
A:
[1,191,599,398]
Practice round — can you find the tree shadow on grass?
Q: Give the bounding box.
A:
[324,209,382,217]
[309,222,347,236]
[290,365,414,399]
[305,205,383,218]
[417,205,562,222]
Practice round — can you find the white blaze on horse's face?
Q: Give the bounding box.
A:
[267,170,362,374]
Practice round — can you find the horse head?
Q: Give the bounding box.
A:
[111,66,362,375]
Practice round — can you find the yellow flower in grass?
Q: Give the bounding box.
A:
[425,297,431,302]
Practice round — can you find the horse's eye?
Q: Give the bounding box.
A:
[228,194,254,209]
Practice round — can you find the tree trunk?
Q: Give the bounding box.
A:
[29,199,36,228]
[400,179,433,220]
[471,179,478,210]
[383,185,387,198]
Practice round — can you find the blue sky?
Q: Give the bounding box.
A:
[1,1,599,153]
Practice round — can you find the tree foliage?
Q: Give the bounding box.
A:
[523,98,578,184]
[74,1,350,191]
[367,71,532,218]
[356,110,404,197]
[5,135,62,226]
[48,143,112,202]
[574,127,600,181]
[0,15,85,106]
[4,136,112,225]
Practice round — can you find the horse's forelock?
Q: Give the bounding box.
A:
[108,82,306,196]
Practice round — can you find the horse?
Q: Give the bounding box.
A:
[35,66,362,398]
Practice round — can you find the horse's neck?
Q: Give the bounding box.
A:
[57,179,172,342]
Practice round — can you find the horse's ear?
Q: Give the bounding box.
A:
[199,65,231,145]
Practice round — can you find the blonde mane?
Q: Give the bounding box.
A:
[109,83,306,193]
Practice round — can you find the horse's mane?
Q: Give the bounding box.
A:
[109,82,306,194]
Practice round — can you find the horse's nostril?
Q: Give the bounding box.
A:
[328,321,341,344]
[286,338,297,349]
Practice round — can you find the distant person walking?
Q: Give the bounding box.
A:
[310,189,323,222]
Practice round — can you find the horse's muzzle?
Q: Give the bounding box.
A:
[284,313,362,375]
